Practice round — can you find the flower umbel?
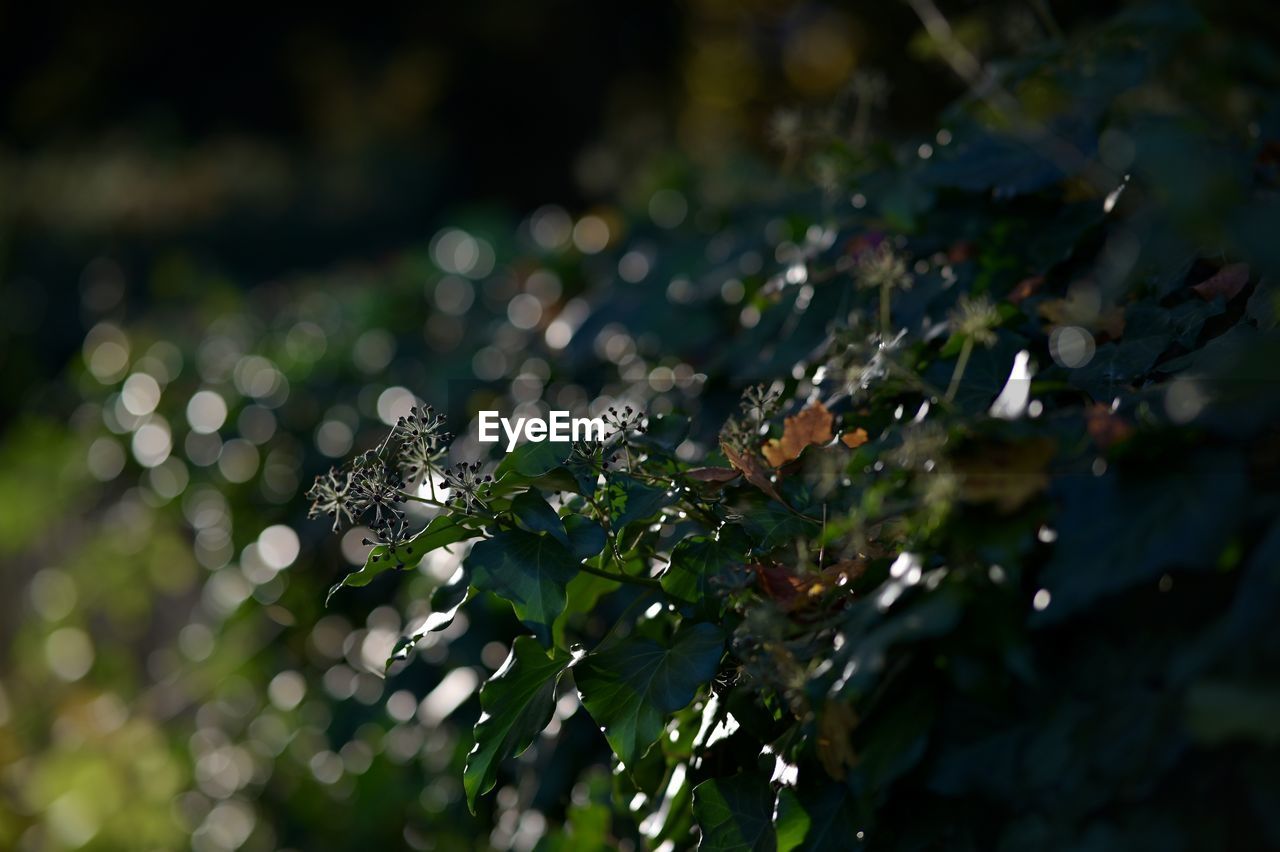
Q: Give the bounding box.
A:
[854,242,912,293]
[442,461,493,513]
[395,405,450,488]
[307,467,359,532]
[950,295,1001,347]
[351,453,406,530]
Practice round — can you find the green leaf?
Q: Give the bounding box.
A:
[1037,451,1248,622]
[741,503,810,553]
[634,413,690,452]
[387,566,472,668]
[463,637,571,811]
[511,490,568,544]
[663,530,746,605]
[327,514,473,604]
[692,773,778,852]
[576,622,724,766]
[564,514,607,560]
[773,782,863,852]
[468,529,580,642]
[495,440,573,479]
[607,474,672,530]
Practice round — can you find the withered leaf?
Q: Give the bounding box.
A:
[954,438,1057,513]
[752,561,859,612]
[840,428,869,449]
[1192,262,1249,302]
[687,467,740,483]
[761,401,835,467]
[722,443,786,505]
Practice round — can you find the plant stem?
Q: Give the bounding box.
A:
[578,562,663,589]
[944,337,974,402]
[397,490,448,509]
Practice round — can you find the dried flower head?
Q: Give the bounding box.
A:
[950,295,1001,347]
[741,384,782,423]
[395,405,450,486]
[604,405,647,440]
[855,242,912,292]
[350,453,406,530]
[307,467,360,532]
[442,461,493,513]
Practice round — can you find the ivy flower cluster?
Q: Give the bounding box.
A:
[306,404,451,546]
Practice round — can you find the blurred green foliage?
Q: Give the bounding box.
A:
[3,1,1280,850]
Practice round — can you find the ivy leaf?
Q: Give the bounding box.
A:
[576,622,724,766]
[463,637,571,811]
[761,400,834,468]
[468,529,579,643]
[663,531,747,604]
[495,440,573,479]
[608,474,672,530]
[564,514,607,560]
[327,514,473,604]
[635,412,690,452]
[1037,451,1248,621]
[773,782,863,852]
[511,490,568,545]
[387,566,472,667]
[692,773,778,852]
[742,503,811,553]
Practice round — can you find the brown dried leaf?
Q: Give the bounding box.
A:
[721,443,786,505]
[686,467,740,484]
[1192,262,1250,302]
[761,401,835,467]
[840,428,869,449]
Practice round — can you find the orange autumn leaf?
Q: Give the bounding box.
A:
[841,428,869,449]
[761,400,834,467]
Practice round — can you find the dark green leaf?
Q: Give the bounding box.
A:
[564,514,607,560]
[607,474,673,530]
[468,529,580,642]
[496,440,573,479]
[463,637,571,811]
[511,490,568,544]
[663,530,747,604]
[1037,451,1248,622]
[327,514,472,604]
[692,773,777,852]
[387,567,473,668]
[576,622,724,765]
